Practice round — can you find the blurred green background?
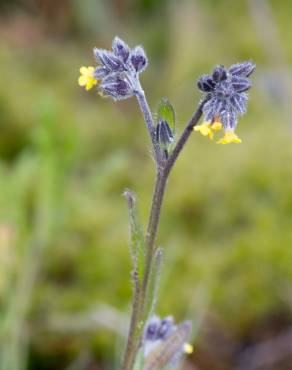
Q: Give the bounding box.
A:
[1,0,292,369]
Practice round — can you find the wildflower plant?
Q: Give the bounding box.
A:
[78,36,255,370]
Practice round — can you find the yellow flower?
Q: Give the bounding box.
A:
[194,122,214,139]
[78,66,98,91]
[183,343,194,354]
[217,131,242,144]
[211,120,223,132]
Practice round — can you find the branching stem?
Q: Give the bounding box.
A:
[142,96,209,301]
[121,88,209,370]
[135,84,163,168]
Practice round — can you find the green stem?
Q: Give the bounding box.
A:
[142,96,209,303]
[120,271,141,370]
[121,96,209,370]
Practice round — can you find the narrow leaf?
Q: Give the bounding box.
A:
[145,248,163,318]
[157,98,176,133]
[123,189,145,282]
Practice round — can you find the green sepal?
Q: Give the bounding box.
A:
[157,98,176,134]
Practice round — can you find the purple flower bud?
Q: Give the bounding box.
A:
[157,316,174,339]
[94,66,110,79]
[100,75,133,100]
[112,36,130,62]
[221,108,237,130]
[212,98,225,116]
[144,316,161,341]
[143,320,192,370]
[231,76,251,93]
[229,61,255,77]
[202,98,215,121]
[212,65,227,82]
[130,46,148,73]
[93,48,124,72]
[215,80,234,98]
[230,93,247,115]
[203,97,226,121]
[197,75,216,92]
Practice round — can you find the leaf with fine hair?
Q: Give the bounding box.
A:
[145,247,163,319]
[123,189,145,282]
[156,98,176,134]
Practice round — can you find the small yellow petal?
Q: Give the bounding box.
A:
[208,130,214,139]
[78,75,87,86]
[194,123,213,139]
[87,66,95,74]
[217,138,227,144]
[211,121,223,132]
[85,78,97,90]
[80,66,88,74]
[217,131,242,144]
[200,121,212,128]
[183,343,193,354]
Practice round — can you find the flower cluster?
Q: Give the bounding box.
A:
[142,315,193,370]
[78,37,148,100]
[195,61,255,144]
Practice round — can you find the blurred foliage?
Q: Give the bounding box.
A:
[1,0,292,369]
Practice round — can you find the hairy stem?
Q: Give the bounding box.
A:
[121,96,209,370]
[142,174,167,295]
[121,192,143,370]
[142,97,209,291]
[164,96,210,178]
[135,84,163,167]
[121,271,141,370]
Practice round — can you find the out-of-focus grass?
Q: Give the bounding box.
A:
[1,0,292,368]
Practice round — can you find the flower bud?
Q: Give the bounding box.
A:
[94,66,110,79]
[197,75,216,92]
[229,61,255,77]
[144,316,161,341]
[112,36,130,62]
[100,75,133,100]
[157,316,174,339]
[93,48,124,72]
[130,46,148,73]
[212,65,227,82]
[230,94,247,115]
[156,119,174,150]
[231,76,251,93]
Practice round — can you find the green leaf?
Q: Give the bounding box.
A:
[133,348,144,370]
[144,247,163,319]
[123,190,145,282]
[157,98,176,133]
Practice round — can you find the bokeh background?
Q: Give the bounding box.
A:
[1,0,292,369]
